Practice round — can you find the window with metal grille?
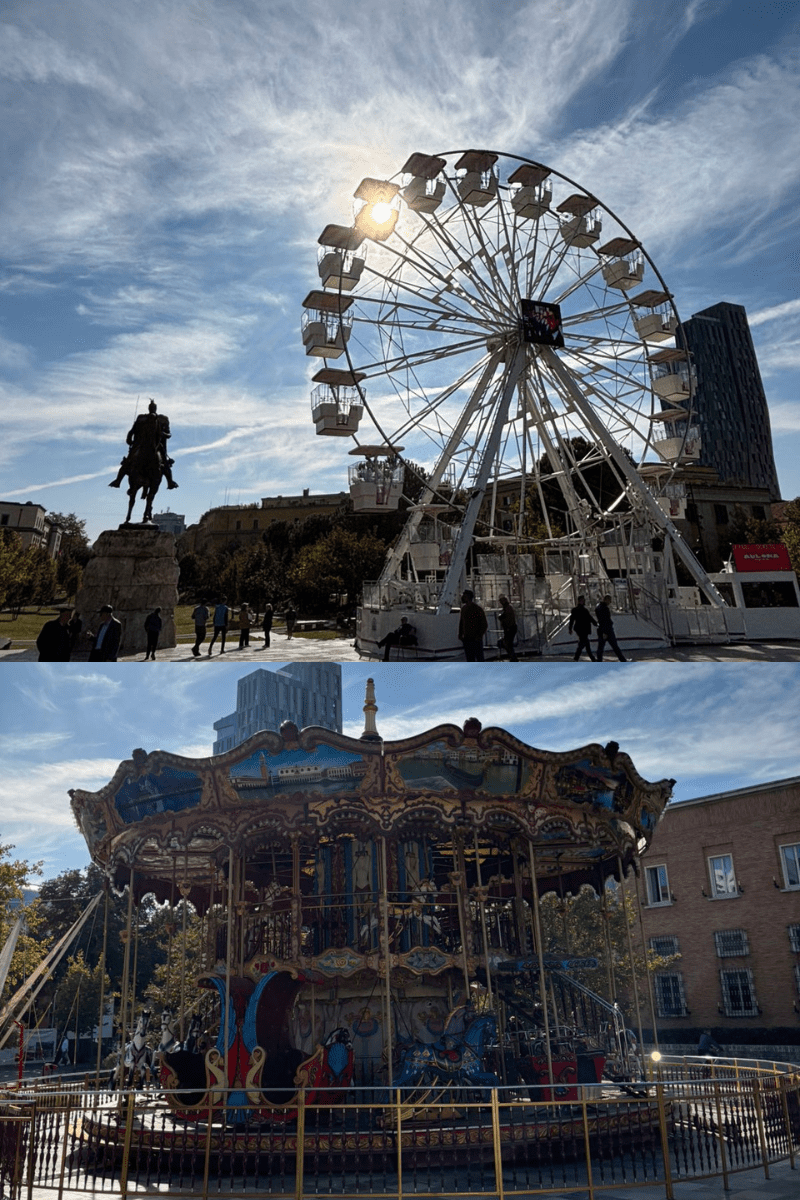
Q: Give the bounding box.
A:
[654,973,688,1017]
[708,853,737,897]
[645,863,671,906]
[720,969,758,1017]
[714,929,749,957]
[789,924,800,953]
[780,843,800,889]
[649,935,679,956]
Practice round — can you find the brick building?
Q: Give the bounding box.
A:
[638,776,800,1043]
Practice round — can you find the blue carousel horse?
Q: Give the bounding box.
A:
[393,1007,500,1096]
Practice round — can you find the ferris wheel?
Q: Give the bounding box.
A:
[301,150,721,654]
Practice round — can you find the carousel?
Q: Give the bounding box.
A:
[64,680,674,1169]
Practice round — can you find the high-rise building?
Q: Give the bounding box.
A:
[679,302,780,500]
[212,665,342,754]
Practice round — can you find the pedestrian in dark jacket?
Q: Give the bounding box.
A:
[568,596,597,661]
[88,605,122,661]
[595,595,627,661]
[498,595,519,661]
[144,607,162,660]
[260,604,273,649]
[36,608,73,661]
[458,590,488,661]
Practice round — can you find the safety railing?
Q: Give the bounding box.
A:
[0,1058,797,1200]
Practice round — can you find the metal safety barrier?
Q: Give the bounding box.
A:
[0,1057,797,1200]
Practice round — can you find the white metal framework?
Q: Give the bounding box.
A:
[302,150,731,657]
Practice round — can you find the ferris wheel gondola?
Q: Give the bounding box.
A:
[301,149,729,658]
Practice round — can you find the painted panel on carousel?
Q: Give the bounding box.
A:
[113,765,204,824]
[395,739,532,794]
[554,759,634,813]
[229,745,368,797]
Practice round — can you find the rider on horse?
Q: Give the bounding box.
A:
[109,399,178,491]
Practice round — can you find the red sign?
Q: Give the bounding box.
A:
[731,544,792,572]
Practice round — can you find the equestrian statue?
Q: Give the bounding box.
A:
[109,399,178,524]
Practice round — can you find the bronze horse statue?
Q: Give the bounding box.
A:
[109,400,178,523]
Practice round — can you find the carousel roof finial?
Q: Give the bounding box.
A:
[360,677,381,743]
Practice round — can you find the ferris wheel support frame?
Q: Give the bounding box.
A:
[542,347,727,607]
[435,346,529,615]
[377,352,503,588]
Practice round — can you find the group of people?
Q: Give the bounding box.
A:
[190,599,297,656]
[458,590,520,662]
[37,604,122,662]
[568,595,629,662]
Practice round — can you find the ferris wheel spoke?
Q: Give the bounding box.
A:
[409,202,518,323]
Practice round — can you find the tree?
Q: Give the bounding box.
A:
[51,951,110,1045]
[49,511,92,598]
[0,843,44,1003]
[287,528,388,611]
[725,505,781,558]
[537,882,678,1022]
[781,497,800,582]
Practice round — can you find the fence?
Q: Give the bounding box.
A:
[1,1057,798,1200]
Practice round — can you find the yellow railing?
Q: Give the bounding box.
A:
[0,1057,797,1200]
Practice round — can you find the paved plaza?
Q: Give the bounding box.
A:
[3,637,800,663]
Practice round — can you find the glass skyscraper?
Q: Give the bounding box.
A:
[212,664,342,754]
[679,302,780,500]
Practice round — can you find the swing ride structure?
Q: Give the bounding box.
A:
[301,151,800,658]
[2,684,800,1196]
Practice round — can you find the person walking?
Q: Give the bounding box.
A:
[191,600,209,657]
[238,604,252,649]
[207,598,230,655]
[260,603,273,649]
[595,595,627,661]
[458,590,488,661]
[497,595,519,661]
[57,1035,70,1067]
[284,604,297,640]
[36,607,73,661]
[143,606,162,660]
[568,596,597,661]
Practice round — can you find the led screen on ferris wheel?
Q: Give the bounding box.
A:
[521,299,565,349]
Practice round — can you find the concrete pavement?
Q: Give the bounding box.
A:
[3,637,800,662]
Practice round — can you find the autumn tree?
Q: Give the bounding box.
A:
[0,843,44,1002]
[781,497,800,582]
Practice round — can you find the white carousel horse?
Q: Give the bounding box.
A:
[156,1008,180,1055]
[109,1010,153,1089]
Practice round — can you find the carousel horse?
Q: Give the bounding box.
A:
[393,1008,500,1096]
[156,1008,180,1055]
[109,1010,153,1089]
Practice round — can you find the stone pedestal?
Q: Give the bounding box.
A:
[76,528,180,657]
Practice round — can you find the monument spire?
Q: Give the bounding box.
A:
[360,677,381,743]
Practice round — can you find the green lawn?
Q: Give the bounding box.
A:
[1,606,345,647]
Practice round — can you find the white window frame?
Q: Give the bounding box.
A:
[789,924,800,954]
[654,973,689,1018]
[713,929,750,958]
[645,863,672,906]
[779,842,800,890]
[795,964,800,996]
[719,968,759,1017]
[708,853,738,899]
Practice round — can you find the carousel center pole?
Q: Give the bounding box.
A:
[527,844,554,1088]
[617,855,646,1063]
[94,886,109,1083]
[379,835,394,1087]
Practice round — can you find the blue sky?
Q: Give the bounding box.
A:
[1,1,800,541]
[2,661,800,882]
